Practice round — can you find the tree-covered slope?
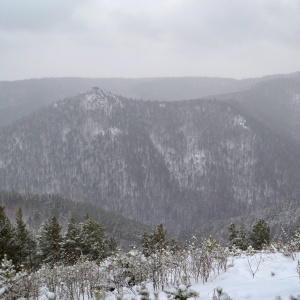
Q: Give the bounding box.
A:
[221,77,300,145]
[1,89,300,237]
[0,190,147,246]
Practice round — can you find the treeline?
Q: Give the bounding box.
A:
[2,215,300,299]
[0,205,117,271]
[0,200,274,274]
[0,190,148,246]
[228,219,270,250]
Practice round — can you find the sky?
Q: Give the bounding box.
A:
[0,0,300,81]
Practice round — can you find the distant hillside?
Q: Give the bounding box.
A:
[0,190,148,247]
[0,75,283,127]
[220,77,300,145]
[1,89,300,239]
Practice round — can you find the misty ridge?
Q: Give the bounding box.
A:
[0,72,300,243]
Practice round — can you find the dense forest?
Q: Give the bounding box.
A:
[1,88,300,239]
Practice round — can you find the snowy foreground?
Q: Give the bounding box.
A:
[4,251,300,300]
[191,252,300,300]
[102,252,300,300]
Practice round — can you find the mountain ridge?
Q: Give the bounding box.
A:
[1,88,300,238]
[1,72,299,127]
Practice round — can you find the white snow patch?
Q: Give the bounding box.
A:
[0,286,6,296]
[234,115,248,129]
[110,127,122,136]
[45,291,55,299]
[80,90,121,114]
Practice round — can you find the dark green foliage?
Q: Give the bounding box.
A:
[238,224,248,250]
[80,216,117,261]
[0,204,118,268]
[0,206,15,262]
[61,216,81,264]
[80,216,106,260]
[14,208,36,270]
[140,224,177,256]
[61,215,117,263]
[0,190,147,246]
[37,216,62,264]
[250,219,270,250]
[228,223,248,250]
[228,223,238,247]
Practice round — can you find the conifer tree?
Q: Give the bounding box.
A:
[140,224,176,256]
[37,216,62,264]
[0,255,23,299]
[80,216,106,260]
[250,219,270,250]
[238,224,248,250]
[0,206,15,262]
[228,223,238,247]
[14,208,36,270]
[61,216,81,264]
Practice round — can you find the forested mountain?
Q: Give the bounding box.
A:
[1,74,296,127]
[1,87,300,239]
[222,76,300,145]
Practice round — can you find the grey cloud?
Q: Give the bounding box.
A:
[0,0,89,32]
[0,0,300,80]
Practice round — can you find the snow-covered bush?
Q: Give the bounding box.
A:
[137,282,151,300]
[214,287,232,300]
[165,281,199,300]
[0,255,27,299]
[100,248,148,292]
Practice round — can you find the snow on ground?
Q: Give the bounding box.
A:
[103,252,300,300]
[192,252,300,300]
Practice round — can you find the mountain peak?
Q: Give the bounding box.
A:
[79,88,121,112]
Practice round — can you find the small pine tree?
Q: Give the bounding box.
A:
[250,219,270,250]
[228,223,238,247]
[37,216,62,264]
[165,281,199,300]
[238,224,248,250]
[0,255,22,299]
[80,216,106,260]
[61,216,81,264]
[140,224,176,256]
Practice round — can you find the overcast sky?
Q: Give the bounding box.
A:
[0,0,299,81]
